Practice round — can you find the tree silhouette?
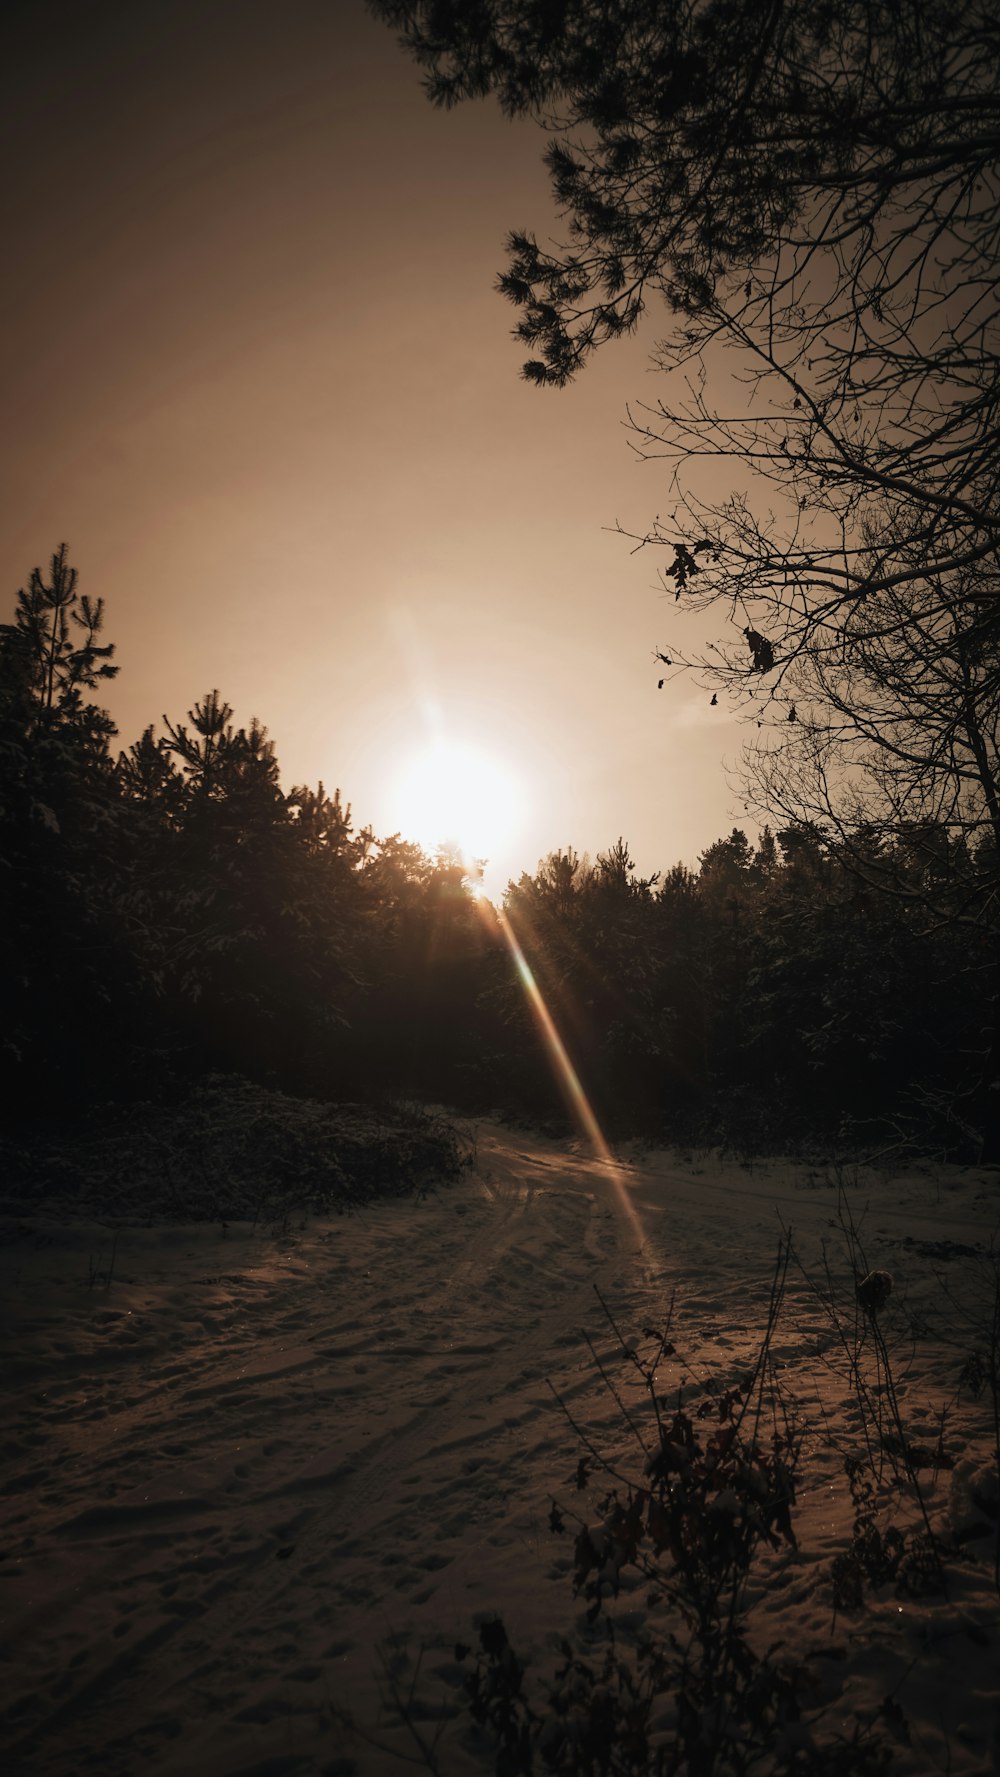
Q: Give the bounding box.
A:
[0,548,127,1106]
[4,542,117,723]
[372,0,999,752]
[373,0,1000,1145]
[4,546,994,1153]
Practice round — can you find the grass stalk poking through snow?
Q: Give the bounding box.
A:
[791,1190,949,1604]
[456,1240,896,1775]
[86,1231,118,1291]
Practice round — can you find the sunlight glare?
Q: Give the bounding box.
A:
[389,736,521,868]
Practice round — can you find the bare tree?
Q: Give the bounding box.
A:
[372,0,999,705]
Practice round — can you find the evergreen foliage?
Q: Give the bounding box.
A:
[1,550,993,1158]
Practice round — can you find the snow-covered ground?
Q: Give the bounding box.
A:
[2,1126,999,1775]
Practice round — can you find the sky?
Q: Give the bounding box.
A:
[2,0,751,892]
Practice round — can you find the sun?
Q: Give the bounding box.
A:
[387,736,520,867]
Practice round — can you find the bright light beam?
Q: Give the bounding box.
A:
[483,897,647,1253]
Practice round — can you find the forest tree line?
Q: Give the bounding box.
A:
[2,547,995,1159]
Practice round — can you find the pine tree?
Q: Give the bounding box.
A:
[0,548,126,1112]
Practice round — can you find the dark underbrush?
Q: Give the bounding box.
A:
[0,1075,472,1223]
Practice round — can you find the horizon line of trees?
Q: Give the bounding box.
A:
[2,547,996,1159]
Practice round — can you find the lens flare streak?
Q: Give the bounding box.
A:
[487,900,647,1254]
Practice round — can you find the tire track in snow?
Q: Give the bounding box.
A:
[13,1129,989,1776]
[2,1136,648,1776]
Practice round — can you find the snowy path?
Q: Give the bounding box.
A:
[2,1127,998,1775]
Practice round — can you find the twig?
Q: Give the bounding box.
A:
[581,1328,651,1454]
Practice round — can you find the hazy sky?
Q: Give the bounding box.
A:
[2,0,749,890]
